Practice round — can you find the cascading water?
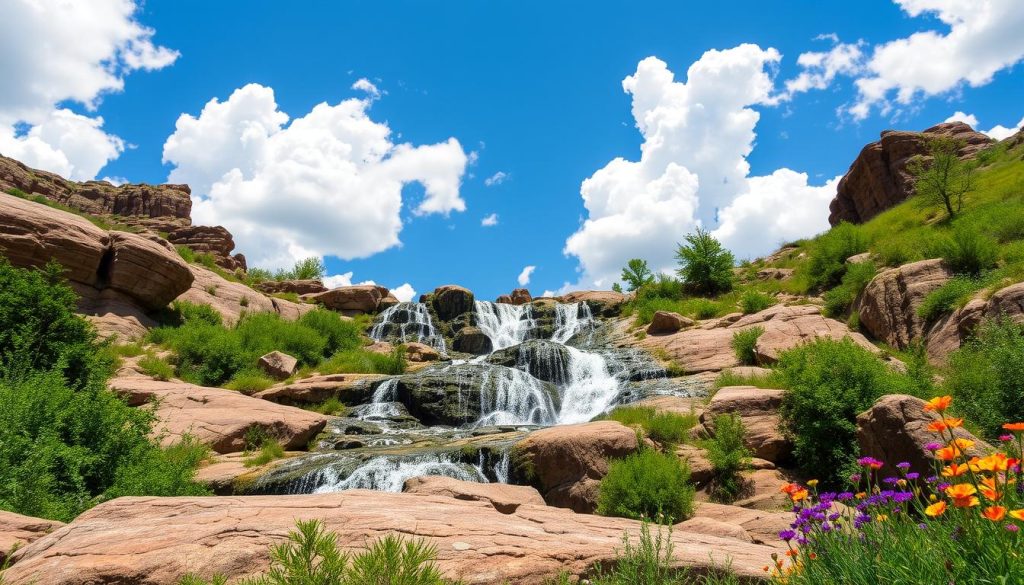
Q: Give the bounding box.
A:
[311,454,486,493]
[474,300,536,350]
[476,366,558,427]
[369,302,447,352]
[551,302,595,344]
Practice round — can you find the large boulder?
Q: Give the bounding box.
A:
[305,284,388,315]
[107,232,194,310]
[828,122,994,225]
[166,225,246,271]
[255,279,327,296]
[403,341,441,362]
[453,326,493,355]
[701,386,792,463]
[513,421,641,512]
[0,511,64,565]
[857,394,992,480]
[432,285,475,320]
[3,492,776,585]
[253,373,384,406]
[258,351,298,380]
[647,311,694,335]
[856,259,952,349]
[926,281,1024,362]
[402,476,546,514]
[689,503,793,549]
[109,378,329,454]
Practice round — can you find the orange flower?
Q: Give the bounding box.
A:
[928,420,948,433]
[942,463,970,477]
[1009,509,1024,521]
[924,395,953,412]
[950,438,975,452]
[980,477,1001,501]
[945,417,964,429]
[982,506,1007,521]
[1003,422,1024,432]
[925,501,947,517]
[935,446,959,461]
[976,453,1013,473]
[780,483,802,495]
[946,483,980,508]
[790,489,809,503]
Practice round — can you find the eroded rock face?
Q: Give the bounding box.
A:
[856,259,952,349]
[258,351,298,380]
[109,378,329,454]
[402,476,546,514]
[4,492,776,585]
[647,310,693,335]
[0,511,64,565]
[926,282,1024,362]
[701,386,792,464]
[177,265,312,326]
[305,285,388,315]
[828,122,994,225]
[857,394,991,480]
[403,341,441,362]
[453,326,493,355]
[432,285,475,321]
[253,373,384,406]
[513,421,640,513]
[557,290,627,317]
[167,225,246,271]
[107,232,194,311]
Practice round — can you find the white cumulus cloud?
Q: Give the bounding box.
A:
[564,47,837,288]
[944,111,980,127]
[0,0,176,179]
[517,265,536,287]
[785,39,865,97]
[163,83,469,270]
[322,272,416,302]
[484,171,509,186]
[944,111,1024,140]
[850,0,1024,119]
[481,213,499,227]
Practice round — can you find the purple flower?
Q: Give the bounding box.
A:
[918,523,927,530]
[938,482,951,492]
[837,492,854,501]
[828,513,841,522]
[926,475,939,483]
[779,530,796,541]
[883,477,899,485]
[1007,524,1020,533]
[857,456,883,468]
[906,472,920,481]
[893,492,914,503]
[896,462,911,470]
[924,442,942,452]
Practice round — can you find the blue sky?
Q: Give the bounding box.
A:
[2,1,1022,300]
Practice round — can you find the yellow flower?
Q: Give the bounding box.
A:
[1009,509,1024,521]
[924,395,953,412]
[807,479,819,488]
[925,501,947,517]
[982,506,1007,521]
[942,463,970,477]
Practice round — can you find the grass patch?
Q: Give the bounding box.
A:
[224,369,276,394]
[138,354,174,381]
[318,347,407,376]
[730,326,764,366]
[739,289,775,314]
[916,275,986,323]
[305,397,350,416]
[601,406,698,447]
[244,439,285,468]
[713,368,779,390]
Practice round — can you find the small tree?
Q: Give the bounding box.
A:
[620,258,655,291]
[675,227,735,296]
[909,137,976,220]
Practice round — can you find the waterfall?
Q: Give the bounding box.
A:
[551,302,595,344]
[356,378,402,420]
[476,366,558,427]
[369,302,447,352]
[311,454,487,493]
[474,301,536,350]
[556,346,620,423]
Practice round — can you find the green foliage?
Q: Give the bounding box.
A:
[103,436,211,501]
[318,347,407,376]
[730,326,764,366]
[620,258,656,291]
[602,406,697,447]
[909,136,976,219]
[597,448,694,524]
[138,354,174,381]
[224,370,275,394]
[246,267,273,284]
[704,414,751,503]
[945,319,1024,439]
[244,439,285,468]
[111,343,145,358]
[739,289,775,314]
[928,226,998,276]
[822,261,876,318]
[916,275,984,322]
[307,397,349,416]
[777,338,920,488]
[714,368,779,390]
[801,222,867,291]
[299,309,363,354]
[288,257,327,281]
[675,227,735,296]
[0,259,107,389]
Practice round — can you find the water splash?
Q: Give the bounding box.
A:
[474,301,536,350]
[312,454,487,493]
[476,366,558,427]
[369,302,447,352]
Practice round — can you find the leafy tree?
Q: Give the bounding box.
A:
[288,257,326,281]
[674,228,735,296]
[909,137,976,220]
[620,258,655,292]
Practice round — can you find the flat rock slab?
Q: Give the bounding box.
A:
[403,475,545,514]
[5,493,776,584]
[109,378,329,454]
[0,511,64,564]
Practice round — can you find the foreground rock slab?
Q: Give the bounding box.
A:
[110,378,329,453]
[402,475,545,514]
[5,493,776,584]
[0,511,64,565]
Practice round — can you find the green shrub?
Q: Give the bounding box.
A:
[777,338,919,488]
[714,368,779,389]
[739,289,774,314]
[802,222,867,290]
[597,448,694,523]
[916,276,983,322]
[691,298,720,319]
[602,406,697,447]
[288,257,326,281]
[111,343,146,358]
[224,370,275,394]
[320,347,407,376]
[245,267,273,284]
[244,439,285,468]
[637,275,687,301]
[299,309,363,354]
[138,354,174,381]
[929,226,998,276]
[822,261,876,318]
[944,319,1024,439]
[104,436,210,501]
[307,397,349,416]
[730,326,764,366]
[704,414,750,503]
[0,259,107,388]
[675,228,735,296]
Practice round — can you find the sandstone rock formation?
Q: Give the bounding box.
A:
[828,122,993,225]
[107,232,194,310]
[3,492,776,584]
[304,284,389,315]
[926,281,1024,361]
[557,290,627,317]
[109,378,328,454]
[453,326,493,355]
[258,351,298,380]
[856,259,952,349]
[403,341,441,362]
[647,310,694,335]
[497,288,533,305]
[177,265,311,326]
[402,476,545,514]
[857,394,992,479]
[513,421,640,512]
[701,386,792,463]
[253,373,383,406]
[166,225,246,271]
[0,511,64,565]
[253,279,327,296]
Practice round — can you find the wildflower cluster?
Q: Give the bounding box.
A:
[767,396,1024,584]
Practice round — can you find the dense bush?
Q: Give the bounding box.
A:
[0,259,106,388]
[730,326,764,366]
[777,338,919,488]
[739,289,775,314]
[675,228,735,296]
[944,319,1024,439]
[148,308,371,386]
[602,406,697,447]
[802,222,867,291]
[704,414,751,503]
[597,448,694,523]
[916,275,983,322]
[929,226,999,276]
[822,261,876,318]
